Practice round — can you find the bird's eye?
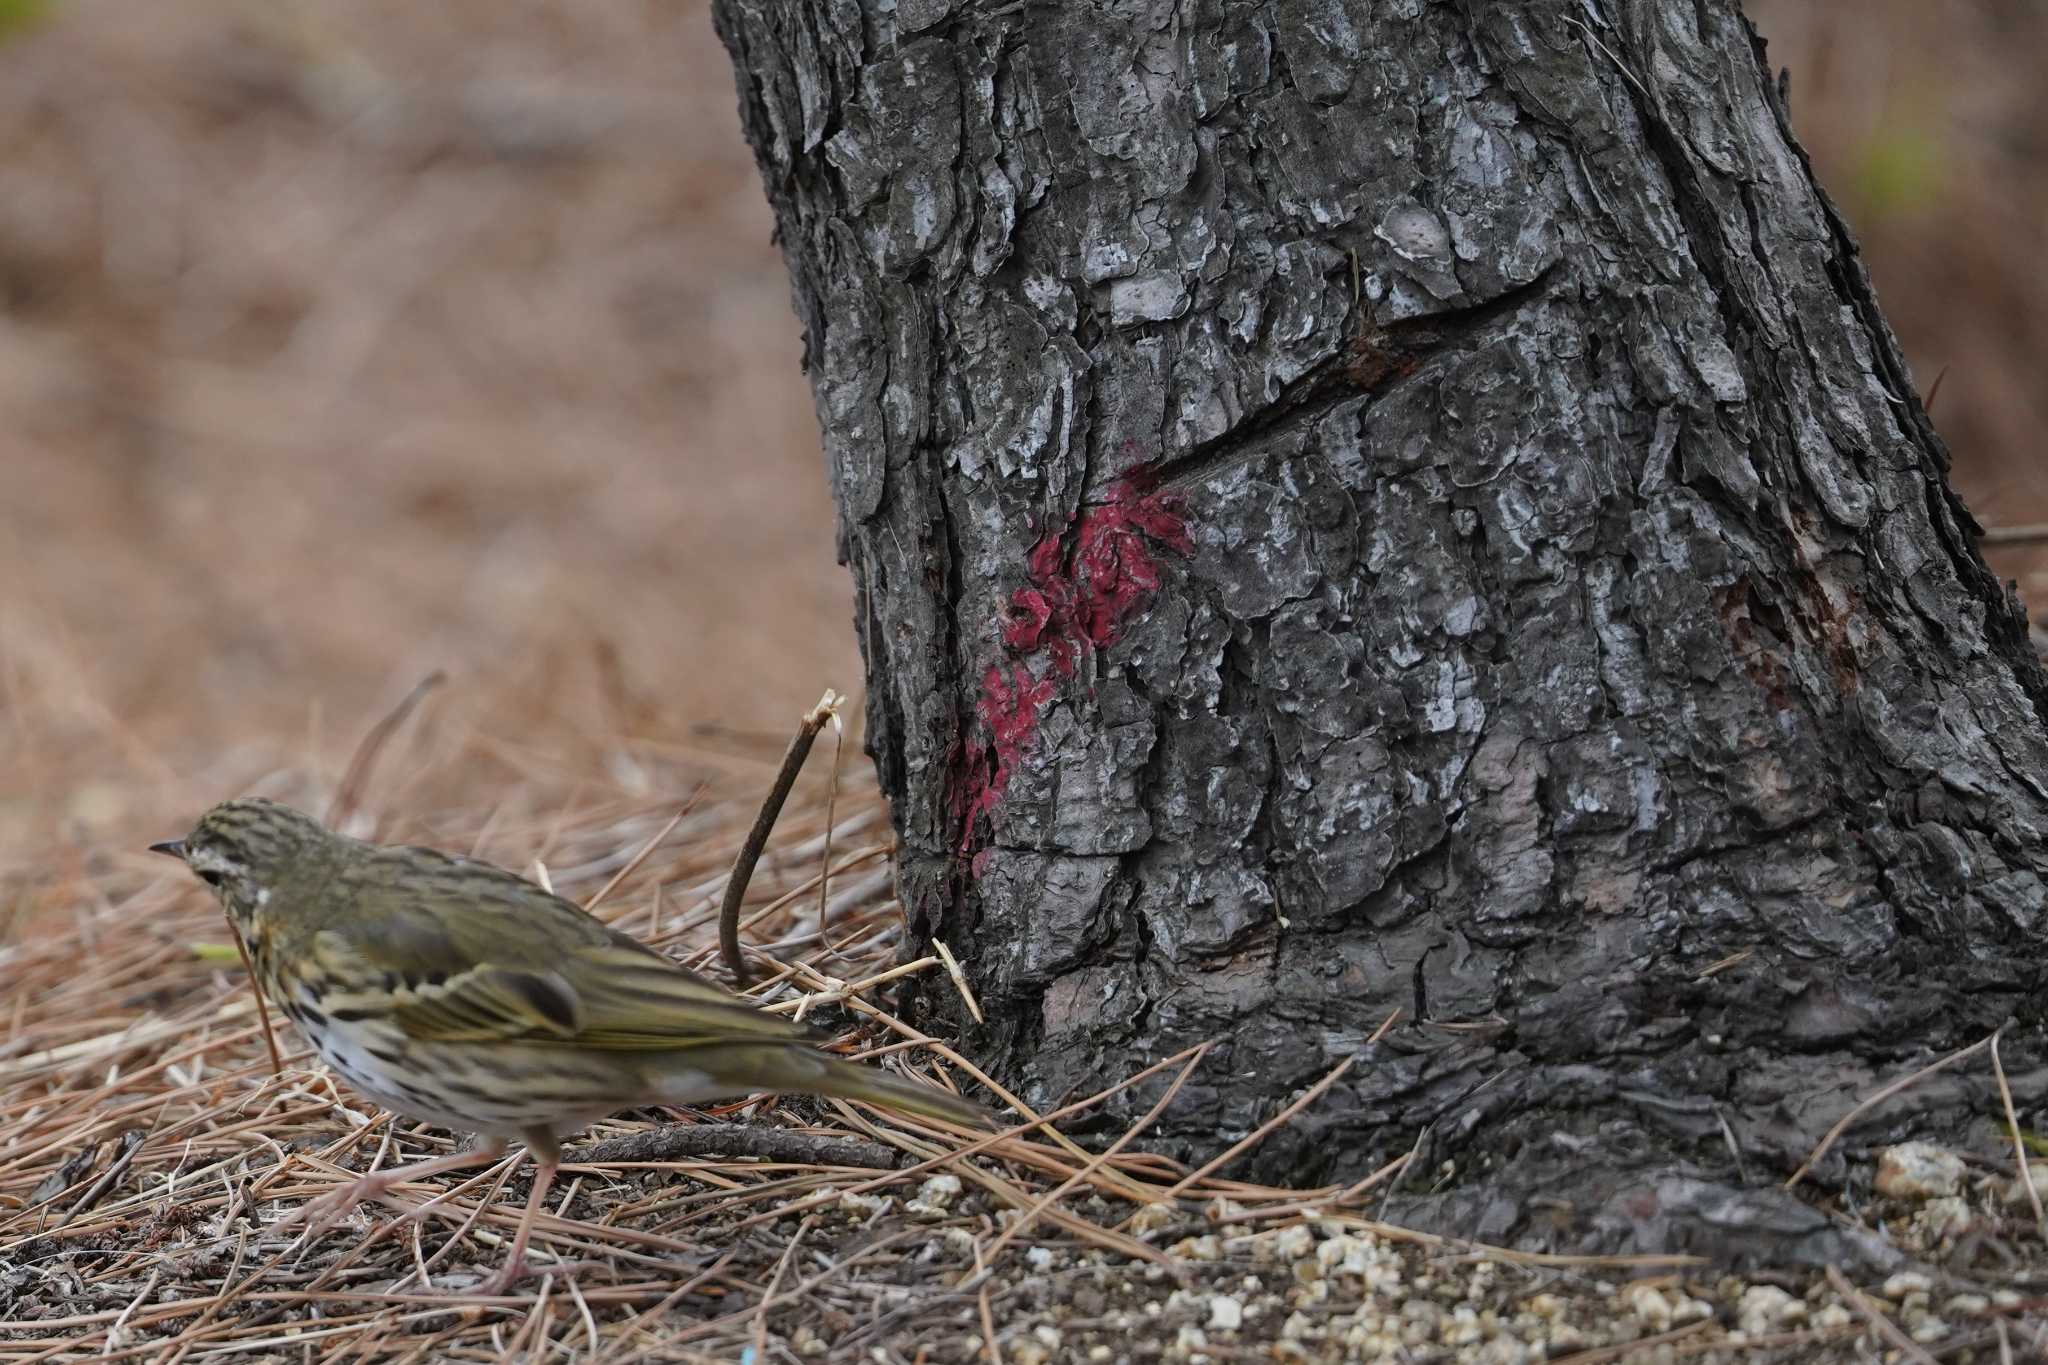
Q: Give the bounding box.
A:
[197,869,226,887]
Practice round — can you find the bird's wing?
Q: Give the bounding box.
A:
[550,937,821,1050]
[309,926,584,1043]
[304,851,814,1051]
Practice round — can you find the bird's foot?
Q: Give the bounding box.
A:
[281,1169,404,1248]
[473,1257,532,1298]
[470,1257,600,1298]
[282,1143,510,1254]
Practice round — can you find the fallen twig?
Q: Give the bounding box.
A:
[573,1125,900,1171]
[720,690,843,986]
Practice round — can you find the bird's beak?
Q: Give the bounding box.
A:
[148,840,187,860]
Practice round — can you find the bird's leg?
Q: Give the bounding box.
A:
[475,1129,562,1297]
[290,1137,509,1243]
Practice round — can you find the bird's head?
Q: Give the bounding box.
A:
[151,797,329,930]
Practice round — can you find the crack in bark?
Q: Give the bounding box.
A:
[1155,265,1561,496]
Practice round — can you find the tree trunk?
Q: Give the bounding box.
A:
[713,0,2048,1262]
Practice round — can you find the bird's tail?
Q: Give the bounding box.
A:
[650,1043,991,1128]
[810,1052,992,1127]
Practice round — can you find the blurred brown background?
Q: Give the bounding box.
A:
[0,1,2041,872]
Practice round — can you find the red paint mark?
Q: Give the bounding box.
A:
[964,661,1058,834]
[955,470,1191,855]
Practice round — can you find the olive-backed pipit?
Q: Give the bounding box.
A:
[152,797,983,1294]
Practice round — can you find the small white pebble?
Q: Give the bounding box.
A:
[1738,1285,1804,1335]
[1874,1141,1967,1200]
[1909,1316,1950,1344]
[2005,1163,2048,1207]
[1204,1196,1248,1221]
[1625,1282,1673,1332]
[1910,1196,1974,1245]
[903,1174,961,1223]
[1882,1271,1934,1299]
[837,1189,890,1217]
[1025,1246,1054,1271]
[1473,1339,1531,1365]
[1127,1202,1177,1234]
[1270,1223,1316,1261]
[1812,1303,1852,1329]
[1442,1303,1483,1346]
[1208,1295,1244,1331]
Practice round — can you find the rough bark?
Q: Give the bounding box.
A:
[712,0,2048,1263]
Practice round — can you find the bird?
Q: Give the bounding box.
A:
[150,796,985,1295]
